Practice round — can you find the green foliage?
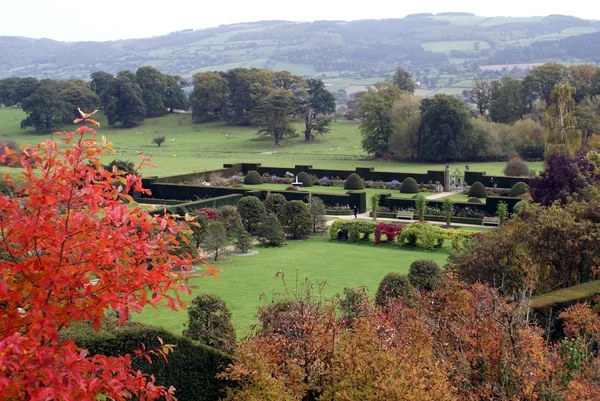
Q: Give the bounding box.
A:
[164,74,188,112]
[418,94,474,161]
[400,177,419,193]
[344,173,364,190]
[252,90,297,146]
[243,170,263,185]
[329,219,376,242]
[509,182,531,197]
[215,205,244,237]
[307,195,326,233]
[237,196,266,235]
[489,77,527,124]
[495,201,508,225]
[296,171,313,187]
[359,81,402,157]
[152,136,166,146]
[101,71,146,127]
[468,181,487,198]
[442,197,454,228]
[235,230,253,253]
[527,62,569,105]
[339,287,369,325]
[136,66,167,117]
[20,80,71,131]
[408,259,442,291]
[61,319,232,401]
[183,294,236,353]
[257,213,286,247]
[205,220,228,261]
[398,222,443,250]
[545,83,582,159]
[414,194,427,221]
[103,159,137,176]
[467,197,483,203]
[504,157,530,177]
[263,193,288,222]
[190,72,229,122]
[298,78,336,141]
[392,67,416,93]
[370,193,381,220]
[282,200,312,239]
[375,272,414,306]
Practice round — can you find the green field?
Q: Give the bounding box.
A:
[0,108,543,178]
[421,40,491,55]
[135,234,450,334]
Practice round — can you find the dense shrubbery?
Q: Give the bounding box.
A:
[503,157,530,177]
[329,219,376,242]
[296,171,313,187]
[263,193,288,222]
[375,273,414,306]
[283,200,312,239]
[257,213,286,246]
[243,170,263,185]
[509,182,530,197]
[468,181,487,198]
[400,177,419,193]
[182,294,236,353]
[344,173,364,190]
[237,196,266,235]
[61,319,232,401]
[374,222,404,245]
[399,222,443,249]
[408,259,442,291]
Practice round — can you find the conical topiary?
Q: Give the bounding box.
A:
[344,173,364,190]
[400,177,419,193]
[296,171,313,187]
[243,170,263,185]
[468,181,487,198]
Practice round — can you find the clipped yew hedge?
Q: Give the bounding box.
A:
[329,219,376,242]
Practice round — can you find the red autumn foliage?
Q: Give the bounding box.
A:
[374,222,404,245]
[198,207,217,220]
[0,122,213,400]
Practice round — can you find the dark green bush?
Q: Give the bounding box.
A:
[375,273,414,306]
[283,200,312,239]
[468,181,487,198]
[408,259,442,291]
[400,177,419,193]
[263,193,288,223]
[61,319,232,401]
[257,213,286,246]
[183,294,236,353]
[344,173,364,190]
[103,159,137,176]
[243,170,263,185]
[296,171,313,187]
[235,230,253,253]
[467,197,483,204]
[215,205,244,237]
[237,196,266,235]
[509,181,531,197]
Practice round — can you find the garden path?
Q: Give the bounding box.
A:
[425,191,456,200]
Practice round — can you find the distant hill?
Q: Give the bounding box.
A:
[1,14,599,80]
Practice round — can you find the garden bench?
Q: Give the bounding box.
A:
[396,211,414,220]
[482,217,500,226]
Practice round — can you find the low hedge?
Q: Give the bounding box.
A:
[61,319,232,401]
[326,209,354,215]
[368,212,483,225]
[329,219,376,242]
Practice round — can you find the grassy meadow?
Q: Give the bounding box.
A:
[0,108,543,178]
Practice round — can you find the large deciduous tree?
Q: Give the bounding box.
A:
[0,113,214,399]
[20,79,71,131]
[463,76,491,115]
[190,72,229,122]
[392,67,416,93]
[136,66,168,117]
[101,71,146,127]
[418,94,474,161]
[389,93,421,160]
[358,81,402,157]
[527,62,569,105]
[297,78,336,141]
[545,83,582,159]
[164,75,188,112]
[489,77,527,124]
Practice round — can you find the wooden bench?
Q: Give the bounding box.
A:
[482,217,500,226]
[396,211,414,220]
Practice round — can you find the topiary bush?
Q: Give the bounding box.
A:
[398,222,444,250]
[215,205,244,237]
[468,181,487,198]
[400,177,419,193]
[467,197,483,204]
[509,181,531,197]
[237,196,266,235]
[243,170,263,185]
[183,294,236,353]
[408,259,442,291]
[282,200,312,239]
[257,213,286,246]
[263,193,288,223]
[296,171,313,187]
[61,319,232,401]
[504,157,530,177]
[344,173,364,190]
[375,273,414,307]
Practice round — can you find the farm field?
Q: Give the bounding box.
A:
[135,234,451,334]
[0,108,543,177]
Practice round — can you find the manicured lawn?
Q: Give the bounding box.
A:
[530,280,600,309]
[0,108,543,178]
[135,234,449,335]
[445,193,486,204]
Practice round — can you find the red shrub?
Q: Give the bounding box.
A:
[374,223,404,245]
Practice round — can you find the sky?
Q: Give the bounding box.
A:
[1,0,600,42]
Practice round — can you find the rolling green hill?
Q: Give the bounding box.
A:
[1,13,599,82]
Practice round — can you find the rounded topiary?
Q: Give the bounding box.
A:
[468,181,487,198]
[296,172,313,187]
[183,294,236,353]
[509,181,530,197]
[513,200,529,213]
[504,157,530,177]
[344,173,364,190]
[408,259,442,291]
[243,170,263,185]
[467,197,483,204]
[400,177,419,194]
[375,273,414,307]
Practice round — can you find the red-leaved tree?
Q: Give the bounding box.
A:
[0,110,214,400]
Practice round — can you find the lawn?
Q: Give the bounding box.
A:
[421,40,491,55]
[0,108,543,178]
[530,280,600,309]
[135,234,450,335]
[445,193,485,204]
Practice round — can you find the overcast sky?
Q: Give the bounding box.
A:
[2,0,599,42]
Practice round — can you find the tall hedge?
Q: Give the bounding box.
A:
[468,181,487,198]
[61,319,232,401]
[344,173,364,190]
[400,177,419,193]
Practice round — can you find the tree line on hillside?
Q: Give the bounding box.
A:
[351,63,600,162]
